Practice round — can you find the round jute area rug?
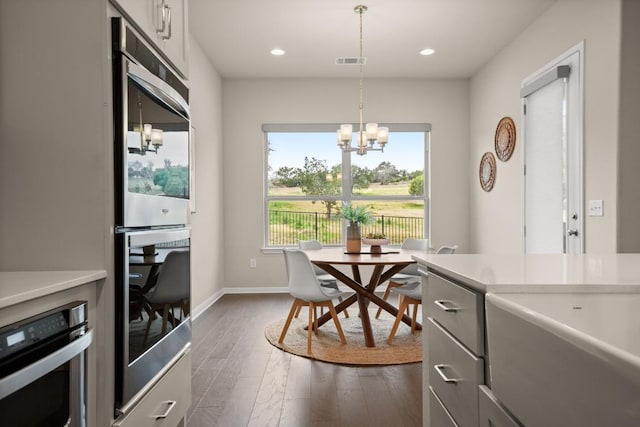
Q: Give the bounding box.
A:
[264,309,422,365]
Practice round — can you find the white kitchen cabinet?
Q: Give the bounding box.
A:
[110,0,189,78]
[422,270,486,427]
[478,385,521,427]
[429,387,459,427]
[113,349,191,427]
[416,253,640,427]
[428,318,484,427]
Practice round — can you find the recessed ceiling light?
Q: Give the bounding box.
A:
[420,48,435,56]
[270,48,286,56]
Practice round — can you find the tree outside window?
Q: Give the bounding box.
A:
[264,124,430,247]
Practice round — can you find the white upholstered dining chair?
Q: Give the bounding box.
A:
[375,238,429,319]
[435,244,458,254]
[387,283,422,344]
[279,249,347,354]
[142,250,190,347]
[297,240,349,318]
[386,244,458,343]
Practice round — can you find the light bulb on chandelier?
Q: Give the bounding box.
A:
[337,5,389,156]
[134,98,164,155]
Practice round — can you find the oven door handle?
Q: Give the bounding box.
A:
[0,329,93,400]
[127,61,190,120]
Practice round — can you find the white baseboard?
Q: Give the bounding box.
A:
[191,289,224,320]
[222,286,288,294]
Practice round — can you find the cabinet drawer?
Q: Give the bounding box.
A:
[479,385,521,427]
[426,272,484,355]
[429,386,459,427]
[114,350,191,427]
[428,318,483,427]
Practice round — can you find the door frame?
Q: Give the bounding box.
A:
[521,41,584,254]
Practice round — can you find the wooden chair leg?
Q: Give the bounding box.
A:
[161,304,170,334]
[375,281,400,319]
[388,297,410,344]
[279,299,301,344]
[313,305,319,335]
[294,304,302,318]
[307,302,314,354]
[397,295,410,316]
[338,296,350,318]
[327,303,347,345]
[142,308,157,348]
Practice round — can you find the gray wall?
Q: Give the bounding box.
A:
[469,0,623,253]
[187,36,226,311]
[222,78,469,289]
[0,0,111,270]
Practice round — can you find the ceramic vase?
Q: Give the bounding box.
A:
[346,222,362,253]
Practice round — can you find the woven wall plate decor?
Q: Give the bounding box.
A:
[494,116,516,161]
[479,152,497,192]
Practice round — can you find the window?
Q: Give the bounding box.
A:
[264,124,430,247]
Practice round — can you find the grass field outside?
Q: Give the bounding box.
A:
[268,182,425,245]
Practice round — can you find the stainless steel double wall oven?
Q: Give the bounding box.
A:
[112,17,191,414]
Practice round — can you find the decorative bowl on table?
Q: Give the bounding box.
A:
[362,238,390,254]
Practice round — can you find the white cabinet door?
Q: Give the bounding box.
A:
[112,0,159,42]
[111,0,189,78]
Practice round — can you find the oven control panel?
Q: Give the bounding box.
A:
[0,312,67,355]
[0,301,86,364]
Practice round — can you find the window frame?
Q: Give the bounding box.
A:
[263,123,431,248]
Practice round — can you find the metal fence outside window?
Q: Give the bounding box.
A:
[268,210,424,246]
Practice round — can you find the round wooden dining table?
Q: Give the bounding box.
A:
[302,247,425,347]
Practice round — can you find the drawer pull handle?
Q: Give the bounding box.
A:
[152,400,177,419]
[434,300,460,312]
[434,364,459,384]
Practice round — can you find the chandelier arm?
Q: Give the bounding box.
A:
[359,5,364,149]
[138,96,146,152]
[338,5,386,156]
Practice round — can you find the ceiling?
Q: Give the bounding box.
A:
[189,0,556,79]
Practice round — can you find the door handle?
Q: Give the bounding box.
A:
[568,229,579,237]
[434,364,459,384]
[0,330,93,400]
[156,0,167,34]
[434,300,460,313]
[161,5,172,40]
[152,400,177,419]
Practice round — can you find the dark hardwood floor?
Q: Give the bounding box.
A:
[187,293,422,427]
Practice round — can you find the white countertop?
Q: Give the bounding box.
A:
[413,253,640,293]
[0,270,107,310]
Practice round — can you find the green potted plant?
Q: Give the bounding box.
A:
[339,204,373,253]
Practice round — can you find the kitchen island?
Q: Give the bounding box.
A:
[413,254,640,427]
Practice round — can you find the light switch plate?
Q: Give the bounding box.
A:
[588,199,604,217]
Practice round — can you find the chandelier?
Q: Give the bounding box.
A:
[337,5,388,156]
[131,97,164,155]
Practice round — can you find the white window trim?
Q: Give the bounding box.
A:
[263,123,431,248]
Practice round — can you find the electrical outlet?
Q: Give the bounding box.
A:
[249,258,257,268]
[588,200,604,217]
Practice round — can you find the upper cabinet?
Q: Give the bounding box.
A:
[111,0,189,78]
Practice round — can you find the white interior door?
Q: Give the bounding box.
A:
[523,47,583,254]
